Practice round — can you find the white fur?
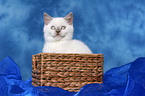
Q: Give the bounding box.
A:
[42,16,92,54]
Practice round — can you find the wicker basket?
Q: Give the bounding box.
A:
[32,53,103,92]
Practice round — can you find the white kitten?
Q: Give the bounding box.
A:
[42,12,92,54]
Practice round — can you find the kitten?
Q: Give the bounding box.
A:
[42,12,92,54]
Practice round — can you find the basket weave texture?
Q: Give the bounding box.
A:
[32,53,103,92]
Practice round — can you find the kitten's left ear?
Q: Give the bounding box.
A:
[64,12,73,25]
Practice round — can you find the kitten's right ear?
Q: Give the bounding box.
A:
[44,12,52,25]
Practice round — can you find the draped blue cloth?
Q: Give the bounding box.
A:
[0,57,145,96]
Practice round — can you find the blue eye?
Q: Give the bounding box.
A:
[51,26,55,30]
[61,26,66,30]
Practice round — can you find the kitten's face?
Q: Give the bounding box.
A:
[43,12,74,42]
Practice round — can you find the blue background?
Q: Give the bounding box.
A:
[0,0,145,80]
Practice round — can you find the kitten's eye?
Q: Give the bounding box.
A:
[61,26,66,30]
[51,26,55,30]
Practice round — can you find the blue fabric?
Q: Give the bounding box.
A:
[0,57,145,96]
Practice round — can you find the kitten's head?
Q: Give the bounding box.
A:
[43,12,74,42]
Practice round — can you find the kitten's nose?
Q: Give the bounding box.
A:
[56,30,60,33]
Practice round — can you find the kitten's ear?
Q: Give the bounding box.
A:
[64,12,73,25]
[44,12,52,25]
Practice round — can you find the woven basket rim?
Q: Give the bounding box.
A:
[35,53,103,57]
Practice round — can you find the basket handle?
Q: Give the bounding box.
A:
[32,55,38,70]
[34,61,38,70]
